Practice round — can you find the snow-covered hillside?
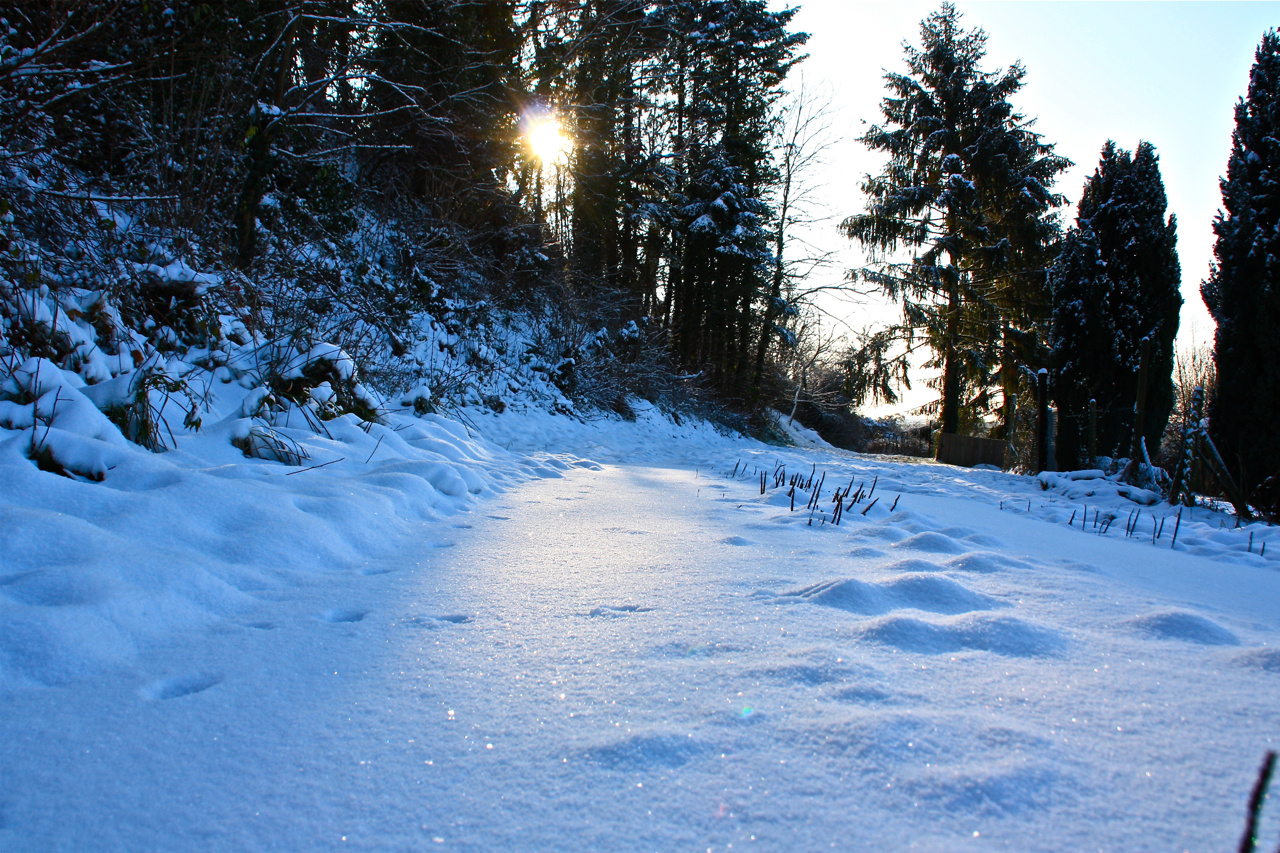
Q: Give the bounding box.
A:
[1,402,1278,851]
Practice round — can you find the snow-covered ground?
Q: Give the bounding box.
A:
[2,400,1279,851]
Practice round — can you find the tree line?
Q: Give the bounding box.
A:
[1,1,1277,507]
[0,0,809,406]
[841,4,1279,508]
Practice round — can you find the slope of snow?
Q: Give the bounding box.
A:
[1,404,1278,852]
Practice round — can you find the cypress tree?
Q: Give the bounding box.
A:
[1050,227,1115,470]
[1203,30,1280,496]
[1053,140,1180,464]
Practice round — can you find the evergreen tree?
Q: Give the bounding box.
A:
[842,3,1067,435]
[1052,140,1180,465]
[363,1,520,226]
[564,0,652,294]
[1203,30,1280,496]
[1049,227,1115,470]
[657,0,806,396]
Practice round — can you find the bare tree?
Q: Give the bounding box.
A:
[754,79,842,396]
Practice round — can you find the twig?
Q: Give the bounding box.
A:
[36,386,62,456]
[1239,751,1276,853]
[365,434,385,464]
[285,457,345,475]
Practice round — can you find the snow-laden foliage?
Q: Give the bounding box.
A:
[841,2,1068,437]
[1203,29,1280,503]
[1051,140,1180,471]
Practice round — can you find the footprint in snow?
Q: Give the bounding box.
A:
[745,662,853,687]
[583,733,707,769]
[142,672,222,701]
[830,685,895,705]
[0,569,105,607]
[320,608,366,623]
[909,759,1062,816]
[1232,648,1280,673]
[402,614,472,629]
[588,604,653,617]
[720,535,755,546]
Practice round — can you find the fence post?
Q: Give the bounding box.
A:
[1036,368,1049,473]
[1131,336,1152,462]
[1088,397,1098,466]
[1047,407,1057,472]
[1168,385,1202,506]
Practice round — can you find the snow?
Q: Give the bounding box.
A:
[2,401,1279,851]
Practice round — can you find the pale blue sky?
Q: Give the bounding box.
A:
[783,1,1279,412]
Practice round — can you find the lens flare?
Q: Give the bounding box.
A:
[525,115,571,165]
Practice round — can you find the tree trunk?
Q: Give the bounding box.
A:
[999,323,1015,438]
[753,142,793,393]
[940,270,961,435]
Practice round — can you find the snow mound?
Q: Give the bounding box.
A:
[0,403,514,687]
[1122,610,1240,645]
[785,574,1000,616]
[855,613,1065,657]
[895,531,969,554]
[1036,469,1161,505]
[768,410,835,449]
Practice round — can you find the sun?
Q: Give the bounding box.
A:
[525,115,571,166]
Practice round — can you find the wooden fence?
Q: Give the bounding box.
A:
[936,433,1012,469]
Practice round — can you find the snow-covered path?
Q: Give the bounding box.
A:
[4,448,1280,851]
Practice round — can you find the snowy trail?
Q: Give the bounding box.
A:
[3,453,1280,851]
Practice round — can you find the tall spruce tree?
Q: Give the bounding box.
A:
[842,3,1067,435]
[1202,30,1280,496]
[658,0,806,397]
[1052,140,1180,467]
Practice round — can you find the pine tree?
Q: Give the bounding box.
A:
[842,3,1067,435]
[1052,140,1180,466]
[1203,30,1280,496]
[363,1,519,224]
[565,0,653,293]
[658,0,806,396]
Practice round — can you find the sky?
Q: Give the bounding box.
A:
[780,1,1280,416]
